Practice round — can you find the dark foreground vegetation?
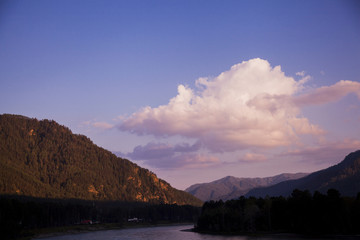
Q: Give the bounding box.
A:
[0,195,201,240]
[196,189,360,235]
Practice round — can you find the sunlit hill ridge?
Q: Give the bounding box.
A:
[0,114,202,206]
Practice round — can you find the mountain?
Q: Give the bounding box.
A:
[0,114,202,206]
[246,150,360,197]
[185,173,308,201]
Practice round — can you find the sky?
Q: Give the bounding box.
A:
[1,0,360,190]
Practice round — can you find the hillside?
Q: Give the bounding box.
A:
[0,114,202,206]
[246,150,360,197]
[186,173,308,201]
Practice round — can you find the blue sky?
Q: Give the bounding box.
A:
[1,0,360,189]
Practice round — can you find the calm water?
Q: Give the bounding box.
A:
[32,225,340,240]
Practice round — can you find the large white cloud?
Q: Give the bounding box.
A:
[119,58,358,152]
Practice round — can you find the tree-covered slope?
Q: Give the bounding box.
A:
[0,114,202,206]
[246,150,360,198]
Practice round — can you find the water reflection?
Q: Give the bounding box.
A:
[33,225,335,240]
[33,225,247,240]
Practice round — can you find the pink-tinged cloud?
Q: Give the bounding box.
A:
[294,80,360,107]
[118,58,355,152]
[81,120,114,130]
[126,141,218,169]
[240,153,267,162]
[174,154,220,169]
[92,121,114,129]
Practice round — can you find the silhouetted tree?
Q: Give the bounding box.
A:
[196,189,360,235]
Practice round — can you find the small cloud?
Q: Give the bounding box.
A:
[127,142,175,160]
[113,115,127,121]
[80,120,114,130]
[296,71,306,77]
[239,153,267,162]
[171,154,220,169]
[92,121,114,129]
[80,121,91,127]
[174,141,202,152]
[295,71,311,87]
[320,70,325,76]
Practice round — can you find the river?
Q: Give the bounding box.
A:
[32,225,347,240]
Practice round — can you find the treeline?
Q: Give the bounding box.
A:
[0,195,201,239]
[196,189,360,235]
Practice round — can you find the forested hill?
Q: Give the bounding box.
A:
[246,150,360,198]
[0,114,202,206]
[186,173,308,201]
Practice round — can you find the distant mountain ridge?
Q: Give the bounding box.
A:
[246,150,360,197]
[0,114,202,206]
[185,173,308,201]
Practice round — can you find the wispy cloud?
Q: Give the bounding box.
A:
[296,71,306,77]
[294,80,360,107]
[92,121,114,129]
[239,153,268,162]
[81,120,114,130]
